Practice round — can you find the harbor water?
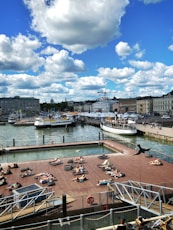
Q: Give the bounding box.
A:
[0,123,173,163]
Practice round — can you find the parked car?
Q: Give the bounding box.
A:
[161,115,171,119]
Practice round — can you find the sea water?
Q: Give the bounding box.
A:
[0,123,173,163]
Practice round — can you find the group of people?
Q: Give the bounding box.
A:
[72,174,88,182]
[34,172,57,185]
[73,165,85,174]
[106,168,125,179]
[0,163,18,176]
[0,163,21,192]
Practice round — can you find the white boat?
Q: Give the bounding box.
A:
[8,113,19,124]
[34,114,75,128]
[100,121,137,135]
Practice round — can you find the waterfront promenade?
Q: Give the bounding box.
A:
[0,139,173,215]
[136,123,173,141]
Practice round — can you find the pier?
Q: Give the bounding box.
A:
[135,123,173,141]
[0,139,173,226]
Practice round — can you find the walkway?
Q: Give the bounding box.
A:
[108,180,173,216]
[135,123,173,141]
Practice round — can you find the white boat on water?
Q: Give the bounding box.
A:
[34,114,75,128]
[100,121,137,135]
[8,113,19,124]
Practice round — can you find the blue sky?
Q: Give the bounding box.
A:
[0,0,173,103]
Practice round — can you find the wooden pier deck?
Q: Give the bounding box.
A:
[0,140,173,223]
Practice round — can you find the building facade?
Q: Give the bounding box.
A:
[136,97,153,115]
[153,94,173,115]
[0,96,40,118]
[118,98,136,114]
[92,99,117,113]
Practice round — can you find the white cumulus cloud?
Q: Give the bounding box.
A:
[24,0,129,54]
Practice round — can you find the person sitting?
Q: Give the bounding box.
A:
[149,159,163,166]
[98,160,113,170]
[114,218,127,230]
[74,156,85,164]
[79,165,84,173]
[73,166,80,174]
[2,165,12,175]
[114,170,125,178]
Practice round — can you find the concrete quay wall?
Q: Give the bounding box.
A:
[135,123,173,141]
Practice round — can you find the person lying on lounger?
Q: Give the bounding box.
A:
[39,174,57,184]
[34,172,50,179]
[20,168,33,177]
[49,158,60,163]
[72,174,88,182]
[149,159,163,166]
[49,158,63,165]
[6,182,22,190]
[97,179,113,186]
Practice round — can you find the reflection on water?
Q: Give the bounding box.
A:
[0,124,173,163]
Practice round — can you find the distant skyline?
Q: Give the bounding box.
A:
[0,0,173,103]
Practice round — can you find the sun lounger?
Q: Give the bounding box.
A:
[20,173,35,178]
[64,164,73,171]
[98,154,109,159]
[72,170,88,175]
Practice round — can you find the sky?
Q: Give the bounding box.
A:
[0,0,173,103]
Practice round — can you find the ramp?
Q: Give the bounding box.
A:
[108,180,173,216]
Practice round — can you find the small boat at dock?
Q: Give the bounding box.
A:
[34,113,75,128]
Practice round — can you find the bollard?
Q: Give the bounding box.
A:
[13,139,15,147]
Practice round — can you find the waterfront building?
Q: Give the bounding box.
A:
[153,92,173,115]
[118,98,136,114]
[0,96,40,118]
[136,97,153,115]
[92,99,117,112]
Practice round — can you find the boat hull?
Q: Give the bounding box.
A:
[34,118,74,128]
[100,123,137,135]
